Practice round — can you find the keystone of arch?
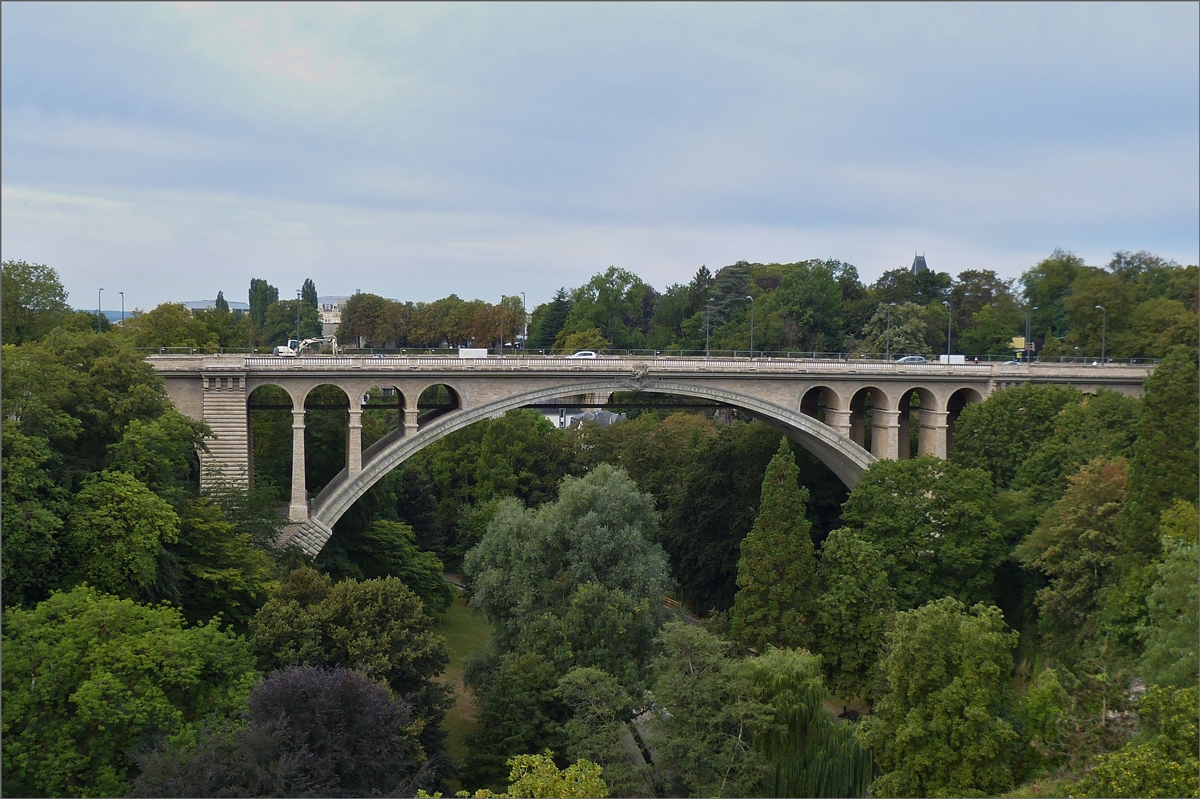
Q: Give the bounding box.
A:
[288,378,876,556]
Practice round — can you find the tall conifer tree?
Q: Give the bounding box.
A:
[730,437,816,650]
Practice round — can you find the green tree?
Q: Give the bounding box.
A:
[464,465,670,647]
[518,583,658,690]
[741,647,873,799]
[1067,685,1199,799]
[317,519,453,613]
[1119,347,1199,551]
[1011,389,1140,508]
[950,383,1082,488]
[858,301,936,356]
[527,288,575,351]
[461,752,608,799]
[838,456,1007,609]
[730,437,817,651]
[131,666,431,798]
[65,470,181,598]
[857,598,1019,798]
[1139,501,1199,689]
[812,528,896,696]
[553,326,610,354]
[262,298,320,344]
[170,497,280,631]
[301,278,318,310]
[247,568,451,764]
[1,259,71,344]
[655,420,787,612]
[557,667,650,797]
[1016,667,1072,778]
[648,622,774,798]
[464,652,569,787]
[248,278,278,333]
[1015,460,1127,654]
[1020,249,1088,340]
[1,585,258,797]
[474,409,558,505]
[0,422,69,607]
[35,329,171,476]
[337,291,390,345]
[214,290,229,313]
[106,408,210,510]
[125,303,218,351]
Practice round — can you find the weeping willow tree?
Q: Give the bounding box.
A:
[741,647,873,798]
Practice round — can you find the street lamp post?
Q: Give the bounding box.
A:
[886,302,896,360]
[1025,305,1037,362]
[943,300,952,359]
[745,295,755,357]
[520,292,526,356]
[705,301,712,357]
[295,290,302,342]
[1095,304,1107,364]
[499,296,505,358]
[119,291,125,331]
[97,288,104,332]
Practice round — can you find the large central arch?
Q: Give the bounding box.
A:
[286,379,876,555]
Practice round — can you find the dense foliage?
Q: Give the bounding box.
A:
[3,253,1196,797]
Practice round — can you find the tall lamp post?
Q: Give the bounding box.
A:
[119,291,125,332]
[942,300,952,359]
[1094,304,1106,364]
[704,300,713,357]
[499,295,505,358]
[1025,305,1037,362]
[97,288,104,332]
[886,302,896,360]
[745,295,755,358]
[520,292,526,355]
[295,290,302,342]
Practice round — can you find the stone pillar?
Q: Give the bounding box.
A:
[824,408,852,439]
[347,409,363,474]
[289,409,308,521]
[897,410,911,459]
[872,409,901,460]
[849,415,865,448]
[403,408,420,435]
[918,410,949,459]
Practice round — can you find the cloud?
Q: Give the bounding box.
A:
[2,3,1196,308]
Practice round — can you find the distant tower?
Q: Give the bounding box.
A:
[911,253,928,275]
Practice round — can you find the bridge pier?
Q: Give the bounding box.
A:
[871,409,901,460]
[290,409,308,521]
[347,409,363,474]
[824,408,852,439]
[917,410,949,459]
[404,407,419,435]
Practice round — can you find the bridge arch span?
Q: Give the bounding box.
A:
[288,379,876,555]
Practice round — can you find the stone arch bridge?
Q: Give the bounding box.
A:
[150,354,1153,555]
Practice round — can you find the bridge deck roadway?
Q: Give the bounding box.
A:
[149,354,1153,554]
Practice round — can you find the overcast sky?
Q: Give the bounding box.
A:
[2,2,1197,311]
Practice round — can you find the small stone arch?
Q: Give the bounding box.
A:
[416,383,461,427]
[304,383,352,499]
[285,379,878,556]
[897,386,939,459]
[800,385,840,424]
[246,383,294,494]
[946,387,984,454]
[359,382,406,450]
[849,386,892,456]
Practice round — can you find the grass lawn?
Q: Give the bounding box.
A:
[434,593,492,763]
